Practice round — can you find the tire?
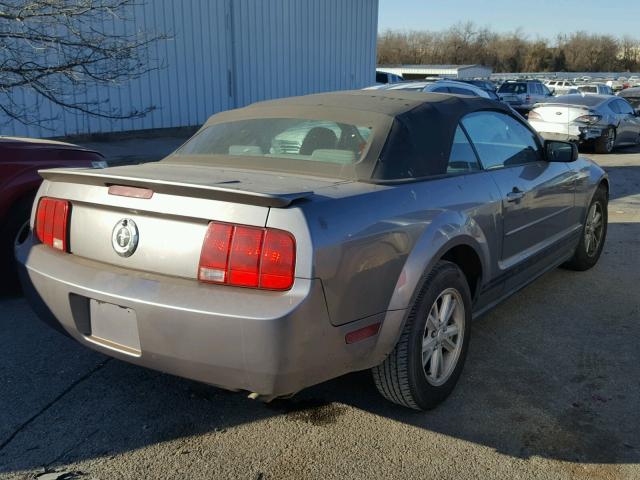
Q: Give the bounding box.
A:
[563,186,608,271]
[372,260,472,410]
[0,197,33,294]
[594,127,615,154]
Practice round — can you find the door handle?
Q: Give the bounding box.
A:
[506,188,526,202]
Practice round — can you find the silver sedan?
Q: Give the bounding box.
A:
[528,94,640,153]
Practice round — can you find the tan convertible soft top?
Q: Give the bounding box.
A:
[168,90,514,181]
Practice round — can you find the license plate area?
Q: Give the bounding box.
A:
[88,299,141,356]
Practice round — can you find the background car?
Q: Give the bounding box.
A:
[0,137,103,292]
[455,79,497,93]
[363,80,432,91]
[617,87,640,110]
[421,80,499,99]
[497,80,553,113]
[17,90,608,411]
[548,80,577,95]
[627,76,640,87]
[606,79,626,92]
[375,70,404,85]
[527,94,640,153]
[577,83,614,96]
[366,79,498,99]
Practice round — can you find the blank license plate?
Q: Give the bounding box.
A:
[89,300,141,356]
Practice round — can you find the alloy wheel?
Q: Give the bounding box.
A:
[584,201,604,257]
[422,288,465,386]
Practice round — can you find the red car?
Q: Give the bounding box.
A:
[0,137,103,292]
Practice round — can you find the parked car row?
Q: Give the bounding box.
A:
[365,74,640,153]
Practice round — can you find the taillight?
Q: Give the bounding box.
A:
[35,197,70,252]
[527,110,542,121]
[575,114,602,124]
[198,222,295,290]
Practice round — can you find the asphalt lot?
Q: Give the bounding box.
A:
[1,145,639,480]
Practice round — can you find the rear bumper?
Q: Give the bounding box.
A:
[16,235,403,398]
[529,121,605,143]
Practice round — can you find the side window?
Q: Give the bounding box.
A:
[448,126,481,173]
[432,86,450,93]
[461,111,542,169]
[609,101,621,114]
[614,99,634,115]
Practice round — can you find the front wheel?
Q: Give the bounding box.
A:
[563,186,608,271]
[372,261,472,410]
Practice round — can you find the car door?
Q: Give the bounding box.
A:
[461,111,577,291]
[612,99,640,143]
[529,83,541,105]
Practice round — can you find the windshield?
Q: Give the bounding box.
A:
[498,83,527,94]
[176,118,373,166]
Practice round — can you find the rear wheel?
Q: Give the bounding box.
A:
[372,261,472,410]
[563,187,608,271]
[594,127,615,154]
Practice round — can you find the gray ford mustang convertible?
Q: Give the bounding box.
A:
[16,90,608,410]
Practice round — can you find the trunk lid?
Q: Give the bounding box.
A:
[530,104,589,124]
[38,163,340,280]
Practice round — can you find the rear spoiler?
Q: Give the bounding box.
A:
[38,168,313,208]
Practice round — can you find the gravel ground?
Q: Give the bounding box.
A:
[0,145,639,480]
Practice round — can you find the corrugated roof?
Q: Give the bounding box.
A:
[378,64,487,70]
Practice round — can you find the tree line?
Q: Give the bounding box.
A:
[377,23,640,73]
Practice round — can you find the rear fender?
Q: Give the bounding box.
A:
[387,211,490,312]
[375,211,490,359]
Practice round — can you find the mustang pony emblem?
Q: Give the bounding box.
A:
[111,218,139,257]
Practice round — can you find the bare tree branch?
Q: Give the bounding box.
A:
[0,0,167,128]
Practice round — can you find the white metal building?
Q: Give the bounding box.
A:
[377,65,493,81]
[4,0,379,138]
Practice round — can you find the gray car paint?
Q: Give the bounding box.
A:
[16,94,608,399]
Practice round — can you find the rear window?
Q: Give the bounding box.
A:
[498,83,527,94]
[578,86,597,93]
[176,118,373,166]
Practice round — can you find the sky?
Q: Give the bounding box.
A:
[378,0,639,39]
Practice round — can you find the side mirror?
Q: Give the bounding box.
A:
[545,140,578,162]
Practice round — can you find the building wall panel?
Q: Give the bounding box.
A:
[1,0,377,138]
[0,0,378,137]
